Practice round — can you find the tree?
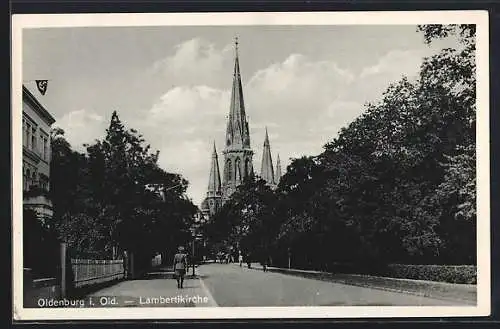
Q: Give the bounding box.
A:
[205,176,277,261]
[202,24,477,269]
[50,111,197,263]
[272,24,476,267]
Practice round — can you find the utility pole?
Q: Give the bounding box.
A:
[190,224,196,277]
[288,247,291,269]
[192,238,195,276]
[60,242,67,298]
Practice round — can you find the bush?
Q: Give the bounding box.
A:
[386,264,477,284]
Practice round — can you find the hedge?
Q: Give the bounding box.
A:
[385,264,477,284]
[272,260,477,284]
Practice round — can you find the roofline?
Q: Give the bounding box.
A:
[22,85,56,125]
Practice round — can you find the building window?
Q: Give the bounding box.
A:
[26,168,31,190]
[24,120,38,152]
[39,134,49,161]
[40,134,44,158]
[22,119,27,147]
[245,159,251,178]
[23,165,28,191]
[31,127,37,152]
[235,158,241,181]
[44,137,49,161]
[39,174,49,191]
[31,171,38,188]
[226,159,232,181]
[25,121,32,149]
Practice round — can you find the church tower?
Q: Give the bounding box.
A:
[260,127,275,187]
[201,142,222,217]
[222,37,254,200]
[275,153,282,185]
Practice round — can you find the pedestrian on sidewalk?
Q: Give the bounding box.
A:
[261,254,270,272]
[238,253,243,267]
[173,246,188,289]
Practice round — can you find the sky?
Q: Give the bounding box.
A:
[22,25,458,206]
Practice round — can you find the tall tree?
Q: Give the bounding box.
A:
[50,111,197,261]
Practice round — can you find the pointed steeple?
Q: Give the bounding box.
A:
[221,37,254,201]
[207,141,221,196]
[275,153,282,185]
[225,36,251,150]
[260,127,275,185]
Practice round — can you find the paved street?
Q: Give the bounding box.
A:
[197,263,462,306]
[87,263,469,307]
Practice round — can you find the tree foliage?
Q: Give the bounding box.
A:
[50,111,197,260]
[204,24,476,268]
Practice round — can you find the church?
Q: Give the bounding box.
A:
[200,38,282,219]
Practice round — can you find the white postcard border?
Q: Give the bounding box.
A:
[11,10,490,320]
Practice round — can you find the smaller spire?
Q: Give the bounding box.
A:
[207,141,221,195]
[275,153,282,185]
[260,127,274,185]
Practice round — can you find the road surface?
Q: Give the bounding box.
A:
[198,263,462,306]
[87,263,469,307]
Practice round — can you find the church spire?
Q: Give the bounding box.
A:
[260,127,275,185]
[275,153,282,185]
[225,36,251,150]
[221,37,254,201]
[207,141,221,196]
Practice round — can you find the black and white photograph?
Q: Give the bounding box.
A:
[12,11,490,320]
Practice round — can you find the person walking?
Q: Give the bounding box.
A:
[262,253,270,272]
[246,253,251,269]
[238,253,243,267]
[173,246,188,289]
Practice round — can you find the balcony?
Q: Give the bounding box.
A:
[23,186,53,221]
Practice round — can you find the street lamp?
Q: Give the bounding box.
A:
[191,232,196,276]
[190,226,197,276]
[160,183,185,201]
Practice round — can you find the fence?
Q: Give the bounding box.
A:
[71,259,125,288]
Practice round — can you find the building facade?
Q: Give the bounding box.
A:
[22,85,56,223]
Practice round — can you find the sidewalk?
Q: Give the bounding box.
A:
[85,267,217,307]
[242,263,477,305]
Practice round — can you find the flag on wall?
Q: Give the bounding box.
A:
[35,80,48,95]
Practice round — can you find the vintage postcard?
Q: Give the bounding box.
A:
[12,11,490,320]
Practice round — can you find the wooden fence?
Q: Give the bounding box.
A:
[71,259,125,288]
